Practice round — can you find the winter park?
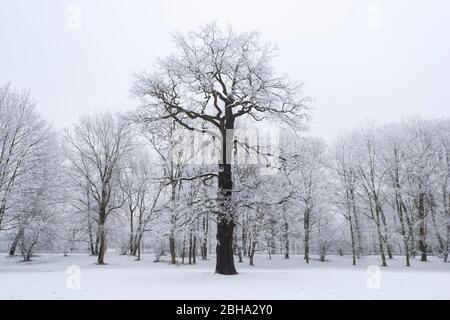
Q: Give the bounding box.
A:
[0,1,449,300]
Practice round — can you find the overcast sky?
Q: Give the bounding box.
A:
[1,0,449,141]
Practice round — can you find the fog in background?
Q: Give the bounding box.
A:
[1,0,449,140]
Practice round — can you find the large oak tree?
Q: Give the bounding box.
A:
[132,23,309,274]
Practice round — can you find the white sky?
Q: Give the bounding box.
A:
[1,0,449,141]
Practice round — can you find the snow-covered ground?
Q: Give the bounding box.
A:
[0,253,448,299]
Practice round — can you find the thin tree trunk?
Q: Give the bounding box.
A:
[86,187,96,256]
[445,224,449,263]
[397,195,410,266]
[202,214,208,260]
[380,208,393,259]
[188,231,192,265]
[97,206,107,265]
[418,192,427,261]
[167,235,175,264]
[242,217,247,257]
[181,236,186,265]
[129,206,134,256]
[249,241,257,266]
[349,216,356,266]
[351,189,363,258]
[193,234,196,264]
[9,227,24,256]
[304,207,310,264]
[373,202,387,266]
[284,221,290,259]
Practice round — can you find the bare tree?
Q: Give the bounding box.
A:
[0,84,52,233]
[63,112,131,264]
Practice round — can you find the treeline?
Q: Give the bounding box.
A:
[0,82,448,268]
[0,24,448,272]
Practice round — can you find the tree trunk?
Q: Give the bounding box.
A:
[193,234,197,264]
[376,221,387,267]
[443,192,449,262]
[132,232,143,256]
[94,230,99,256]
[181,237,186,265]
[169,180,177,264]
[284,221,290,259]
[349,216,356,266]
[202,214,208,260]
[169,235,176,264]
[267,237,272,260]
[380,208,393,259]
[97,207,107,265]
[351,189,363,258]
[418,192,427,262]
[249,241,257,266]
[9,227,24,256]
[188,232,192,265]
[88,228,96,256]
[238,245,243,263]
[445,224,449,263]
[216,219,237,274]
[137,242,141,261]
[405,210,415,258]
[397,195,410,266]
[320,252,325,262]
[215,108,238,275]
[304,207,310,264]
[242,217,247,257]
[129,206,134,256]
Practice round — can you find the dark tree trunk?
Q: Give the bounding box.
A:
[304,207,311,264]
[242,217,247,257]
[397,195,410,266]
[216,219,237,274]
[284,221,290,259]
[88,231,96,256]
[429,194,445,257]
[86,187,97,256]
[9,227,24,256]
[129,207,134,256]
[97,206,107,265]
[445,224,449,263]
[215,116,238,274]
[249,241,257,266]
[418,192,427,262]
[188,232,193,265]
[136,242,141,261]
[181,237,186,265]
[201,214,208,260]
[94,231,99,256]
[349,215,356,266]
[169,235,176,264]
[132,233,143,256]
[380,208,393,259]
[446,193,450,263]
[193,234,196,264]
